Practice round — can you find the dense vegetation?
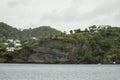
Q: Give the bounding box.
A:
[22,26,61,40]
[0,22,120,64]
[0,22,21,39]
[15,25,120,64]
[0,22,61,41]
[67,25,120,63]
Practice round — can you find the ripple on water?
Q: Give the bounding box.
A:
[0,64,120,80]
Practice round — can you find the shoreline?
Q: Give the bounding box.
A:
[0,62,119,64]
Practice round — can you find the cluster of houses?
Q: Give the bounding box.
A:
[4,39,22,52]
[0,37,38,52]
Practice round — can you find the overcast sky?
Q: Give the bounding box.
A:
[0,0,120,31]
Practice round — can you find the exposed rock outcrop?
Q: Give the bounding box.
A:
[0,40,91,63]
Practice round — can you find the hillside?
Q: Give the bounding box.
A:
[0,22,21,40]
[0,25,120,64]
[0,22,61,40]
[22,26,61,40]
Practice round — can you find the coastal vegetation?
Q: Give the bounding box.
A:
[0,22,120,64]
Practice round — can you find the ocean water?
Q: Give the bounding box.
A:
[0,64,120,80]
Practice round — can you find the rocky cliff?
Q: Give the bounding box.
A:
[1,39,91,63]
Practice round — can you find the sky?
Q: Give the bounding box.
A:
[0,0,120,32]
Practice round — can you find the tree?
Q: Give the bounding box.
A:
[74,29,81,33]
[84,28,89,32]
[77,29,81,33]
[89,25,97,32]
[70,30,73,34]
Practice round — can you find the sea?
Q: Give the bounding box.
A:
[0,64,120,80]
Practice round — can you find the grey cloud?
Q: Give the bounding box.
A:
[79,0,120,20]
[8,0,29,7]
[40,0,120,23]
[0,0,120,32]
[40,8,81,23]
[71,0,84,6]
[113,10,120,21]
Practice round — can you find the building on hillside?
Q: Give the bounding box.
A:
[6,47,15,52]
[7,39,14,43]
[31,37,38,40]
[4,43,9,46]
[5,39,22,51]
[14,39,21,43]
[14,43,22,47]
[14,39,22,48]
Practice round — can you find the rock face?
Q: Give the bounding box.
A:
[0,40,91,63]
[0,58,7,62]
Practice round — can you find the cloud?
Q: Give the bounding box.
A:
[0,0,120,31]
[7,0,29,7]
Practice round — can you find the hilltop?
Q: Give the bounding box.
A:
[22,26,61,40]
[0,22,21,39]
[0,22,61,41]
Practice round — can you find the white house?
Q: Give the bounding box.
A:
[31,37,38,40]
[14,39,21,43]
[14,43,22,47]
[14,39,22,47]
[4,43,9,46]
[6,47,15,52]
[5,39,22,51]
[7,39,14,43]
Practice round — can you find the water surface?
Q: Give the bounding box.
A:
[0,64,119,80]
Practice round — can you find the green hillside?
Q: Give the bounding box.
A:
[16,25,120,64]
[22,26,61,40]
[0,22,61,40]
[0,22,21,40]
[0,23,120,64]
